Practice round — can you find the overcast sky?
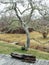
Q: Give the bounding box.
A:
[0,0,49,19]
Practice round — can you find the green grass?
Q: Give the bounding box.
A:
[0,41,49,60]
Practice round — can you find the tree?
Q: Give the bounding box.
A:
[0,0,34,50]
[27,0,49,39]
[0,0,49,49]
[31,18,49,39]
[0,12,20,33]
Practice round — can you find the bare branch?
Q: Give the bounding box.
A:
[0,1,31,15]
[26,0,34,24]
[13,2,23,24]
[0,5,13,14]
[17,7,31,15]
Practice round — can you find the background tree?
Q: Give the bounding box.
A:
[30,18,49,39]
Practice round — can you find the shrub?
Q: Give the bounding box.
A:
[42,32,48,38]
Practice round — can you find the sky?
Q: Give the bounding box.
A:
[0,0,49,19]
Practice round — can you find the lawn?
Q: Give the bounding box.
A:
[0,31,49,59]
[0,32,49,49]
[0,41,49,60]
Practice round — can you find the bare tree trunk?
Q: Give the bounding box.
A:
[22,23,30,50]
[25,29,30,50]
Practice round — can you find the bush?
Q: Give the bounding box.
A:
[42,32,48,38]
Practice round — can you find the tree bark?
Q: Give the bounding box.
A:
[25,28,30,50]
[22,22,30,50]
